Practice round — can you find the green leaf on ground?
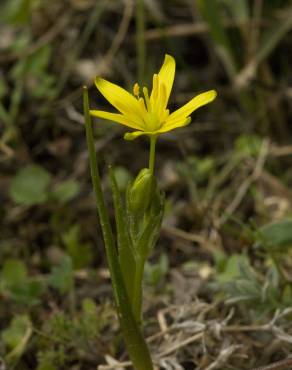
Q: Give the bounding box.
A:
[51,180,80,203]
[49,255,74,294]
[10,164,52,205]
[2,314,32,363]
[1,259,44,305]
[61,225,93,269]
[260,219,292,252]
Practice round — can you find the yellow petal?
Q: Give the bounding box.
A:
[151,54,175,107]
[158,117,191,133]
[166,90,217,124]
[90,110,143,130]
[95,77,144,123]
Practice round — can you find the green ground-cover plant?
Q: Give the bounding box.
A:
[213,218,292,317]
[84,54,216,370]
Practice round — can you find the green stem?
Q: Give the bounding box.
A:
[148,135,157,175]
[83,87,153,370]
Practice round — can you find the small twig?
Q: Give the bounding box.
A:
[250,357,292,370]
[156,332,203,358]
[98,359,131,370]
[162,224,219,252]
[270,145,292,157]
[157,308,170,340]
[140,20,265,41]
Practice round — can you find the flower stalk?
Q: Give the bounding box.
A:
[83,87,154,370]
[148,135,157,175]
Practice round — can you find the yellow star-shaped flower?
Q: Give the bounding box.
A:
[90,54,217,140]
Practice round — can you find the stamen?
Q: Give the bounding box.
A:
[143,87,151,112]
[161,109,169,122]
[152,74,159,101]
[138,97,147,114]
[160,83,167,110]
[133,82,140,97]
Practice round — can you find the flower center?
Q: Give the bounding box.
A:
[144,111,161,132]
[133,80,169,132]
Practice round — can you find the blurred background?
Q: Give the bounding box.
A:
[1,0,292,369]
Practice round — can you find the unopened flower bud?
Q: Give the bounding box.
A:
[128,168,155,218]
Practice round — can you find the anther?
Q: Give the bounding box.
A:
[133,82,140,97]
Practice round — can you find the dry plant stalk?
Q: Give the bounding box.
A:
[251,357,292,370]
